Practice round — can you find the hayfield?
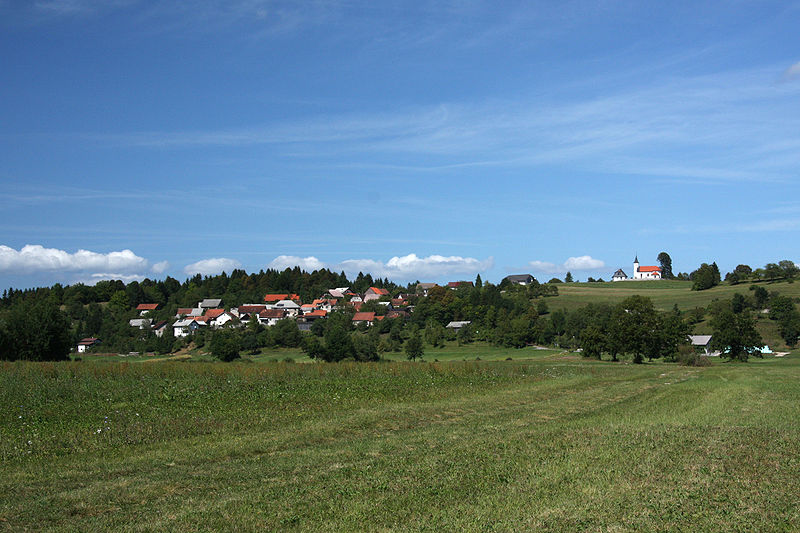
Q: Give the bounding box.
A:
[548,279,800,313]
[2,354,799,531]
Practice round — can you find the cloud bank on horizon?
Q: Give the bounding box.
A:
[269,253,494,281]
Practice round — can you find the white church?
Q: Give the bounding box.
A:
[611,256,662,281]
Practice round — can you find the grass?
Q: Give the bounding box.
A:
[2,353,800,531]
[547,279,800,313]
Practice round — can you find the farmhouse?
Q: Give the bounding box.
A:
[688,335,715,355]
[77,337,101,353]
[504,274,535,285]
[136,303,159,315]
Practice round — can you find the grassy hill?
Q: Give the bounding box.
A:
[2,356,799,531]
[545,279,799,350]
[546,279,800,313]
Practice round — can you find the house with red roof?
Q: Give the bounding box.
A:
[447,281,474,289]
[258,308,287,326]
[136,303,159,316]
[352,311,376,326]
[364,287,390,302]
[77,337,101,353]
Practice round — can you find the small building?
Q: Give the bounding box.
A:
[446,321,472,331]
[416,283,438,296]
[688,335,715,356]
[611,269,628,282]
[176,308,194,318]
[129,318,152,329]
[77,337,101,353]
[503,274,535,286]
[270,300,301,317]
[448,281,474,289]
[198,298,223,309]
[203,309,234,328]
[352,312,376,326]
[152,321,168,338]
[234,305,267,321]
[259,309,286,327]
[136,303,159,315]
[364,287,390,302]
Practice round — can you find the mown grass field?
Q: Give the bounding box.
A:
[548,279,800,313]
[2,354,799,531]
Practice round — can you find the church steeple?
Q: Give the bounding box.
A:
[634,254,639,264]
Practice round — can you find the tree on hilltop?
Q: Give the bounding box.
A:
[657,252,674,279]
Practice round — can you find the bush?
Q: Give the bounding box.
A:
[676,344,711,367]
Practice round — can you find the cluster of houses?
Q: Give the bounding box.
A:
[72,278,530,351]
[74,274,560,350]
[120,285,432,341]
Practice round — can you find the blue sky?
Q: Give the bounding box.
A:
[1,0,799,289]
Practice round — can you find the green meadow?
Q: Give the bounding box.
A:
[2,354,799,531]
[548,279,800,313]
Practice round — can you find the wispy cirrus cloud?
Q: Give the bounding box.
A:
[106,66,800,183]
[782,61,800,82]
[268,253,493,281]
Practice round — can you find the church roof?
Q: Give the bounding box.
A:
[638,266,661,272]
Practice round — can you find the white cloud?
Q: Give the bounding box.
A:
[529,255,605,273]
[266,253,492,281]
[0,244,148,273]
[563,255,605,270]
[268,255,326,271]
[184,257,242,276]
[782,61,800,82]
[339,254,493,280]
[85,273,147,284]
[151,261,170,274]
[528,260,557,272]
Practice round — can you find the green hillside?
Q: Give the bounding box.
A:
[547,279,800,313]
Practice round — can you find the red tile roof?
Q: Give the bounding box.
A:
[367,287,390,295]
[448,281,474,288]
[238,305,266,314]
[352,312,375,322]
[136,303,159,310]
[176,308,193,316]
[78,337,100,345]
[304,310,327,318]
[638,266,661,272]
[263,294,289,302]
[259,309,286,319]
[203,309,226,319]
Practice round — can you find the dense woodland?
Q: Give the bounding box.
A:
[1,259,799,363]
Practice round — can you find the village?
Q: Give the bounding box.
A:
[76,280,485,353]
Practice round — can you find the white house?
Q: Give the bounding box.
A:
[129,318,152,329]
[269,300,301,317]
[611,269,628,282]
[77,337,100,353]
